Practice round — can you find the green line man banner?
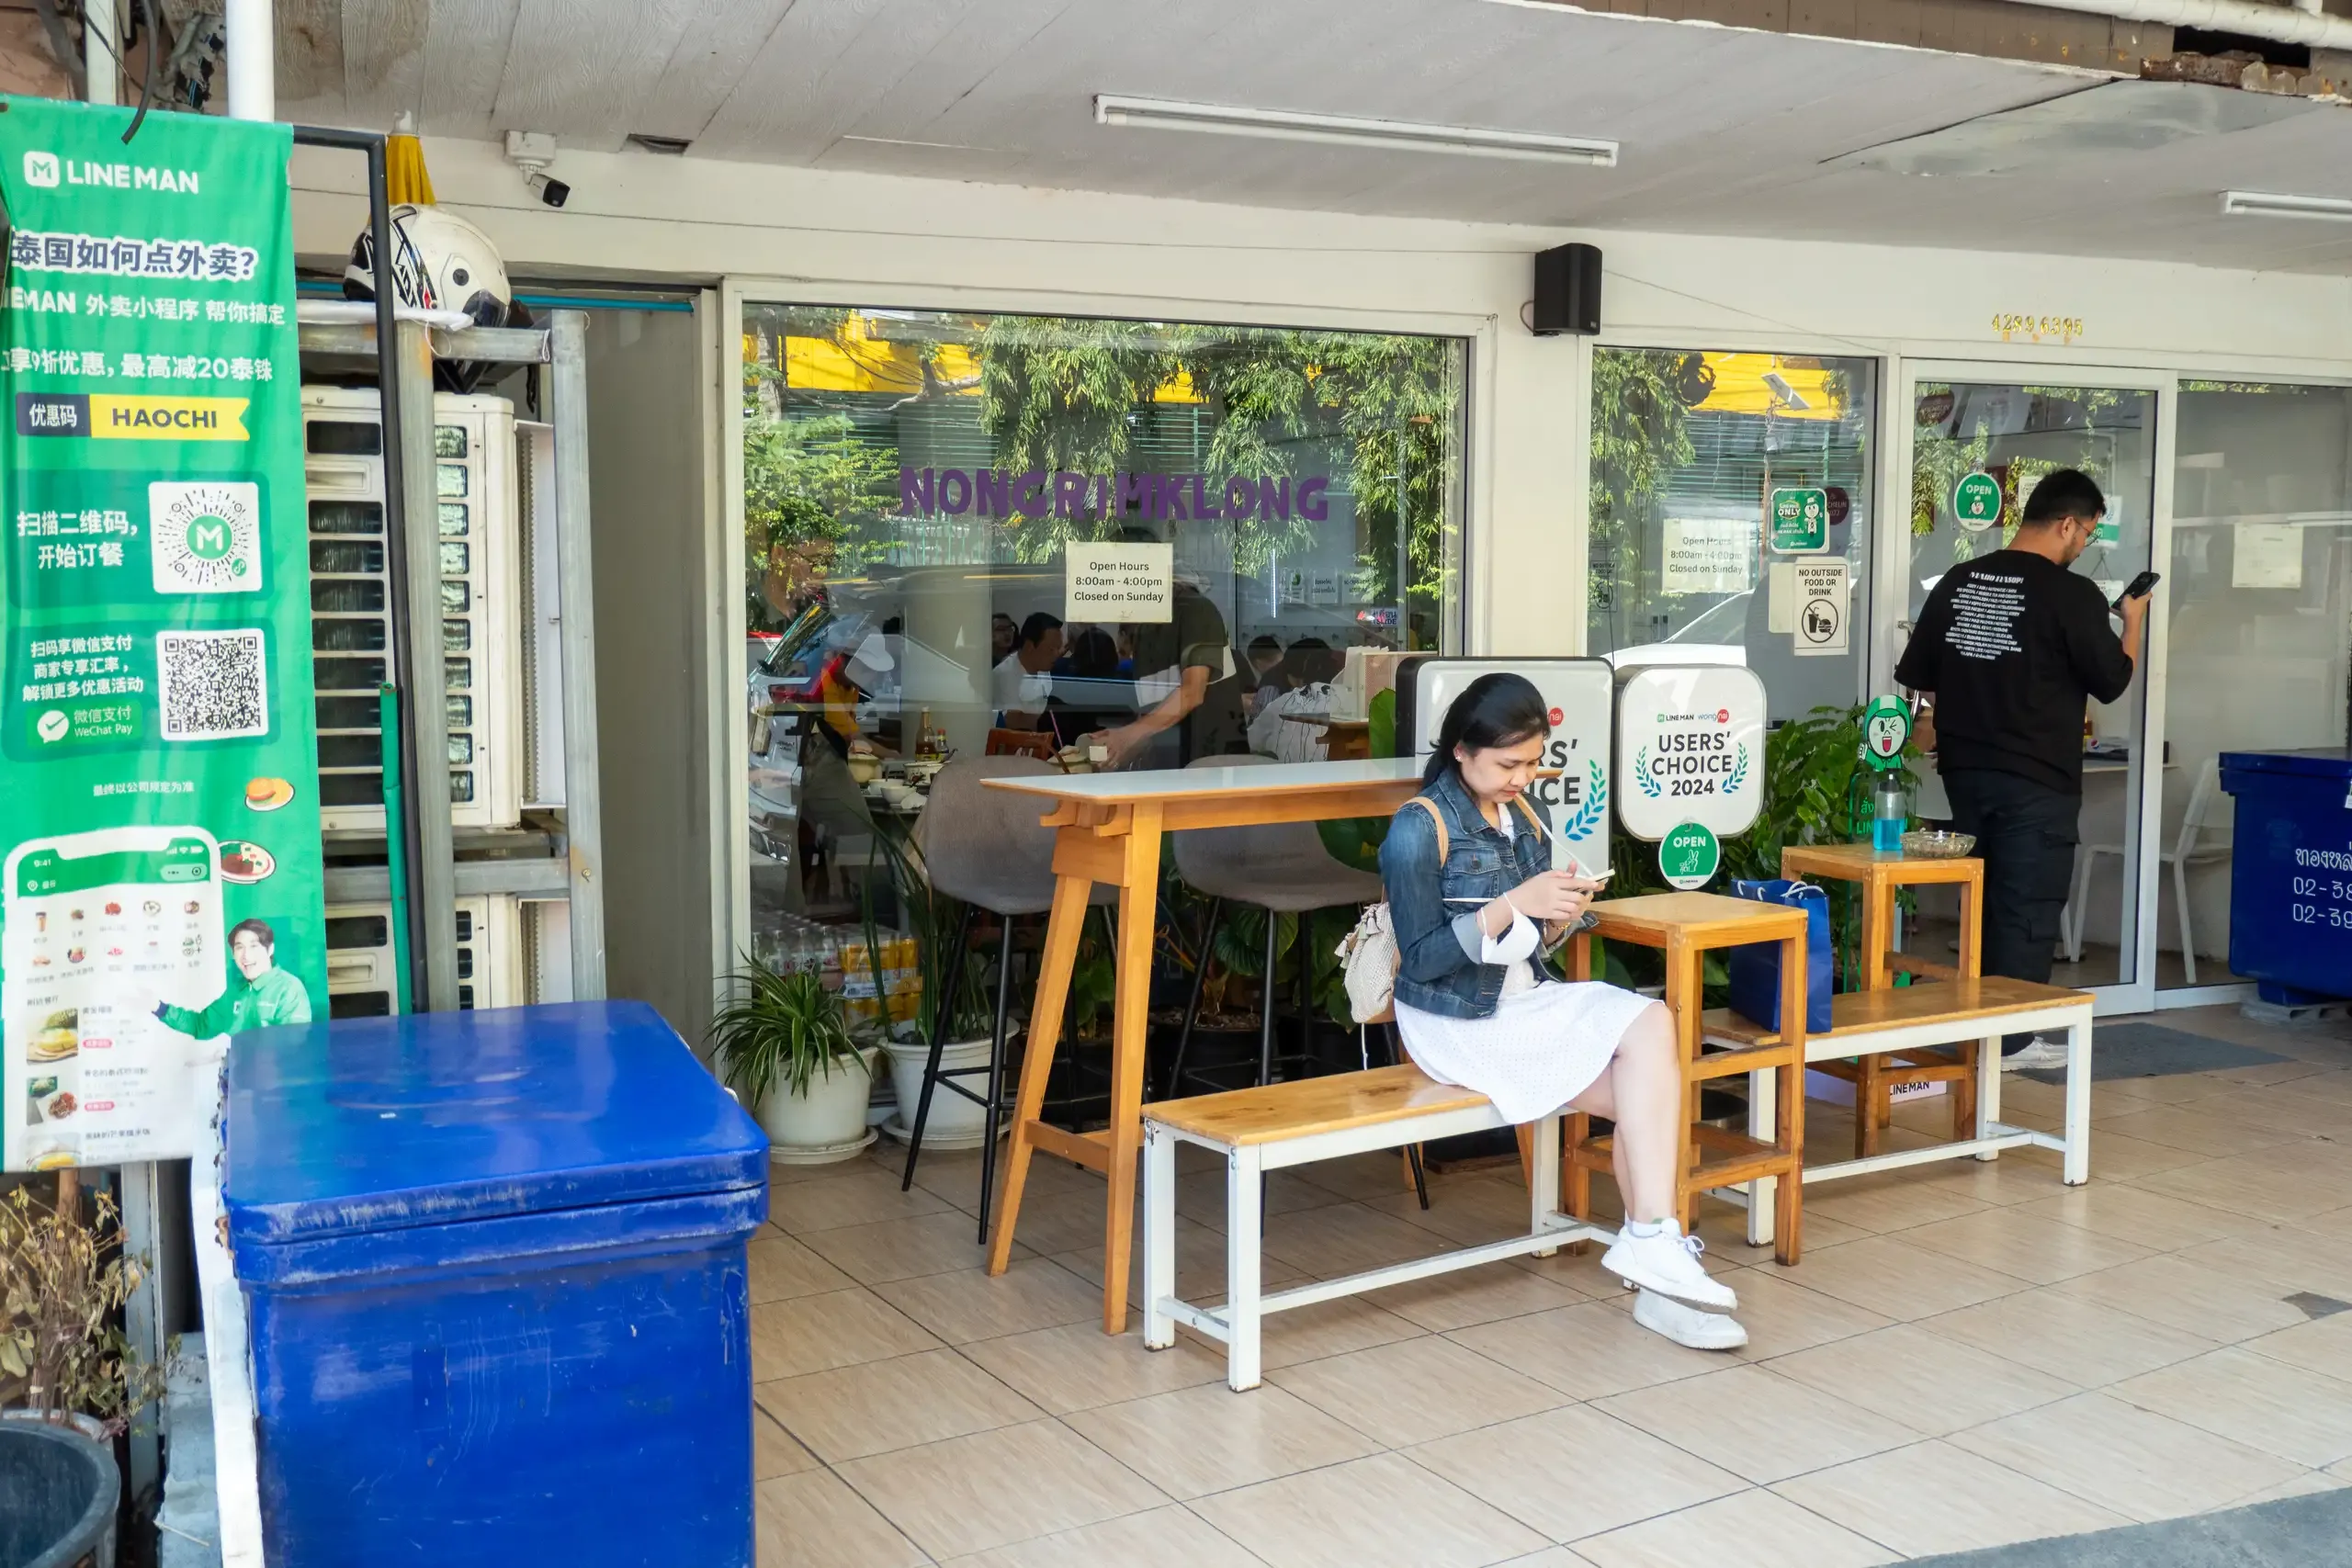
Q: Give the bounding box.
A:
[0,98,323,1171]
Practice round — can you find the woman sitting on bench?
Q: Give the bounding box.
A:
[1380,672,1745,1351]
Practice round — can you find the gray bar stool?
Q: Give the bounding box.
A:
[899,754,1114,1240]
[1165,754,1387,1096]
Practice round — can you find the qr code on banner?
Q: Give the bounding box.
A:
[156,628,268,740]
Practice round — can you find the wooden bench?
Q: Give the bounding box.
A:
[1706,976,2096,1247]
[1140,1065,1612,1392]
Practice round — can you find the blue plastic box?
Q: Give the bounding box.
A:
[2220,749,2352,1003]
[223,1000,768,1567]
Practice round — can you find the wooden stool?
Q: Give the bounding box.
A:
[1779,843,1985,1157]
[1562,896,1811,1265]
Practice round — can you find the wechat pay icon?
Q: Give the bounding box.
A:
[22,152,58,188]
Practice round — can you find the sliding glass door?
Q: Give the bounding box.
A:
[2164,382,2352,995]
[1899,369,2162,1010]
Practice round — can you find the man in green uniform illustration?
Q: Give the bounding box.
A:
[153,918,313,1036]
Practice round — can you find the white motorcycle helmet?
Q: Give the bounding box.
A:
[344,204,526,391]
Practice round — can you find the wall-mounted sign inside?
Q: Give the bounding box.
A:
[1613,664,1767,842]
[1395,657,1614,871]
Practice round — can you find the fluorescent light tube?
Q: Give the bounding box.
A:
[2220,189,2352,221]
[1092,95,1617,166]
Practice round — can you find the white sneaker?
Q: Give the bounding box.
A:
[1600,1220,1738,1313]
[2002,1034,2072,1072]
[1634,1288,1747,1350]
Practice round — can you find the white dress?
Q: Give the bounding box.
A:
[1393,811,1654,1125]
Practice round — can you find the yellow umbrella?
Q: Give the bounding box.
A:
[387,112,435,207]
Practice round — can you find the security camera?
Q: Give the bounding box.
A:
[504,131,568,209]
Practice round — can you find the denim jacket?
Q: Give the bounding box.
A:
[1378,766,1595,1020]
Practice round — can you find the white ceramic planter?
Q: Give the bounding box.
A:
[879,1036,997,1147]
[757,1046,879,1163]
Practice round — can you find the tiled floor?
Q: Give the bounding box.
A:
[752,1004,2352,1566]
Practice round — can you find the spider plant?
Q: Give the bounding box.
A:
[708,959,871,1106]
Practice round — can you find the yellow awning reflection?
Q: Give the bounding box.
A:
[746,311,1206,403]
[1693,354,1843,421]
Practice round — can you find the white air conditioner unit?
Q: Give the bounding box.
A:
[302,388,533,831]
[324,895,541,1017]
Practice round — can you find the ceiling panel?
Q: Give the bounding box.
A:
[416,0,525,143]
[300,0,2352,275]
[490,0,709,141]
[628,0,798,145]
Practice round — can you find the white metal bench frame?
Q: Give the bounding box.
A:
[1732,995,2094,1247]
[1141,1100,1611,1392]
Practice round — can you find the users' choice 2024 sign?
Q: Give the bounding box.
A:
[1613,664,1767,843]
[0,98,324,1171]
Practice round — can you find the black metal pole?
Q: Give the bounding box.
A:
[292,127,430,1009]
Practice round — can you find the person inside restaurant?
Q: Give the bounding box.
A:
[1091,531,1248,768]
[993,611,1064,728]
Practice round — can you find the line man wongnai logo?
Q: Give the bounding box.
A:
[22,152,58,188]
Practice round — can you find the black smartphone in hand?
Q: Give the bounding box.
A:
[2112,570,2160,611]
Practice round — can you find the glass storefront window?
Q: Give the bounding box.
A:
[741,304,1467,959]
[1589,349,1876,723]
[2165,382,2352,989]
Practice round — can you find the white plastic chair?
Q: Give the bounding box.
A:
[2064,757,2230,983]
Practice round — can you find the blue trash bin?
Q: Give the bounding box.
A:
[2219,749,2352,1004]
[223,1000,768,1567]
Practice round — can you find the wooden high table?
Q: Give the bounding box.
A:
[982,758,1424,1331]
[1779,842,1987,1153]
[1568,892,1813,1264]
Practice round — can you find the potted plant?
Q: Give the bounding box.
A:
[710,962,879,1163]
[855,834,1001,1146]
[3,1179,166,1568]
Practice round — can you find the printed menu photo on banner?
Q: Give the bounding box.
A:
[0,97,323,1170]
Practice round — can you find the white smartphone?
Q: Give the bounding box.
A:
[1556,850,1614,886]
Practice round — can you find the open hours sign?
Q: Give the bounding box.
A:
[1613,664,1767,842]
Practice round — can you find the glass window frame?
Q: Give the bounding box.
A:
[721,284,1483,978]
[1584,340,1883,723]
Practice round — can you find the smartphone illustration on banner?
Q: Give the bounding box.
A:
[3,825,223,1171]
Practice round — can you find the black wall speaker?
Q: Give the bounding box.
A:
[1532,243,1601,336]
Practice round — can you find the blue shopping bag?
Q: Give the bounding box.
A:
[1725,879,1834,1033]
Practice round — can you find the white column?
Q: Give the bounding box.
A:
[83,0,116,105]
[224,0,273,120]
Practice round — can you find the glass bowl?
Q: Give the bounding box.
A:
[1901,829,1975,859]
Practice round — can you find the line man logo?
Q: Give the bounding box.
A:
[22,151,58,187]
